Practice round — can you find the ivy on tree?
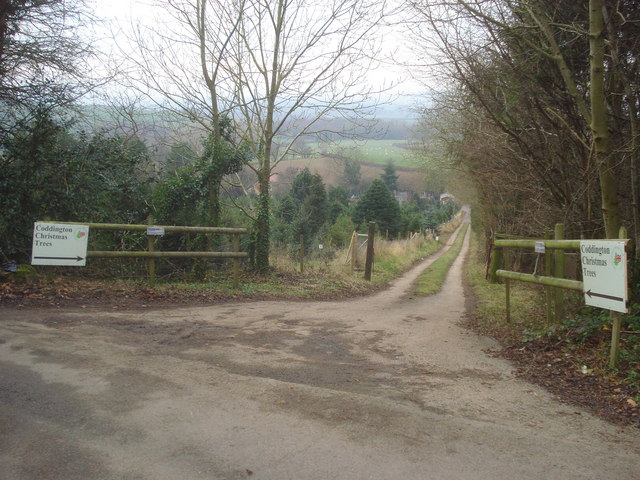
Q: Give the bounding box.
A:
[199,117,250,228]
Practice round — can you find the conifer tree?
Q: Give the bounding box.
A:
[381,161,399,192]
[353,179,401,237]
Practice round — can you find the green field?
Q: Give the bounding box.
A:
[309,139,418,167]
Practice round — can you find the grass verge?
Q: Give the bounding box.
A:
[269,235,443,291]
[414,223,469,296]
[268,210,464,290]
[465,229,552,343]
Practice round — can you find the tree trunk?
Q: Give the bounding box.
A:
[209,178,221,227]
[589,0,620,238]
[204,177,220,260]
[252,0,284,273]
[620,77,640,257]
[620,76,640,256]
[254,173,271,272]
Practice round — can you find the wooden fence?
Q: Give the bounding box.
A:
[342,222,377,280]
[344,226,428,278]
[58,218,248,287]
[488,223,628,367]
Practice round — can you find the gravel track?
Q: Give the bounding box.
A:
[1,215,639,479]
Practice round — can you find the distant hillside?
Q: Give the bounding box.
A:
[73,97,427,167]
[270,155,426,195]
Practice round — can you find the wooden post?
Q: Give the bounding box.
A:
[299,234,305,273]
[554,223,565,322]
[609,311,622,369]
[350,231,357,271]
[609,226,628,368]
[488,246,503,283]
[505,278,511,323]
[544,229,553,324]
[232,234,240,289]
[364,222,375,281]
[147,215,156,287]
[344,231,355,268]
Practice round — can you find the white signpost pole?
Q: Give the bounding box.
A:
[31,222,90,266]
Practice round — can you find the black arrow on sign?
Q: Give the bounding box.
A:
[34,256,84,262]
[586,289,623,302]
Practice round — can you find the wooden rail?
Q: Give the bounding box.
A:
[55,218,248,288]
[495,270,583,291]
[87,251,247,259]
[62,221,246,235]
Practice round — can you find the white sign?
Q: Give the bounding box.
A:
[534,241,546,254]
[31,222,89,266]
[147,227,165,236]
[580,240,628,313]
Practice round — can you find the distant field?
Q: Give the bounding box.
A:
[272,155,426,193]
[271,139,427,192]
[308,139,420,167]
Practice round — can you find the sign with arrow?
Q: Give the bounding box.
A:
[580,240,628,313]
[31,222,89,267]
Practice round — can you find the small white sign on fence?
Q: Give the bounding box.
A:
[580,240,628,313]
[534,241,546,254]
[147,227,165,236]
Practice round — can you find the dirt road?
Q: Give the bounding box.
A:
[1,223,639,479]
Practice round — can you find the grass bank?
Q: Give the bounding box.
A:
[0,235,443,306]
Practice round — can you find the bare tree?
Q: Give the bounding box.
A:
[227,0,387,270]
[115,0,388,271]
[588,0,618,238]
[406,0,638,243]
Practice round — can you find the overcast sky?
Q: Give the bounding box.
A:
[91,0,427,99]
